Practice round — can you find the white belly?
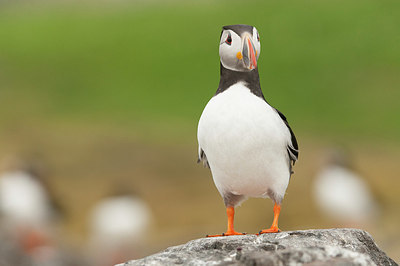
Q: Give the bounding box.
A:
[198,83,291,200]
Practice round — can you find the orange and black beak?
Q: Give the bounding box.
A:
[242,35,257,70]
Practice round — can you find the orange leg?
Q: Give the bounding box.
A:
[207,207,245,237]
[258,203,281,234]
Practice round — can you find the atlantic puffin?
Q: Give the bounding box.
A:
[197,24,299,236]
[88,188,153,265]
[0,157,62,260]
[313,149,379,227]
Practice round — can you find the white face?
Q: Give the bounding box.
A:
[219,27,261,72]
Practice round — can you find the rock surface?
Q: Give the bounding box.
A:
[119,228,397,266]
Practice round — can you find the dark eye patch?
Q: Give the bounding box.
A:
[225,32,232,45]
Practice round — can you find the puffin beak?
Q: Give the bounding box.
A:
[242,35,257,70]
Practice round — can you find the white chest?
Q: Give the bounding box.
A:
[198,83,289,152]
[197,83,291,198]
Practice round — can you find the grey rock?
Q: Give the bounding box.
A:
[119,228,397,266]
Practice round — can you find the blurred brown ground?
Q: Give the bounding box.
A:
[1,122,398,262]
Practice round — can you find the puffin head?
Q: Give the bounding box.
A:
[219,24,260,72]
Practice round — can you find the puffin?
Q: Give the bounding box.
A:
[197,24,299,236]
[313,149,379,227]
[0,157,63,261]
[88,188,153,265]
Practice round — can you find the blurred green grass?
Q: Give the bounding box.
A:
[1,0,399,141]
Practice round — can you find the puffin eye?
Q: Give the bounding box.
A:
[225,33,232,45]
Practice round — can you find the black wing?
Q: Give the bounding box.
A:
[197,147,210,168]
[274,108,299,166]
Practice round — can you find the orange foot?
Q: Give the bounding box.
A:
[257,203,282,235]
[206,231,246,237]
[207,207,246,237]
[257,226,281,235]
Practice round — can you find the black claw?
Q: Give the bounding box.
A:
[259,231,262,235]
[222,233,225,236]
[206,235,209,237]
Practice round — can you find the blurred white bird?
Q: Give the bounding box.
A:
[313,149,379,227]
[88,191,153,266]
[0,170,53,228]
[0,157,62,264]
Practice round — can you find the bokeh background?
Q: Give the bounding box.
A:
[0,0,399,264]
